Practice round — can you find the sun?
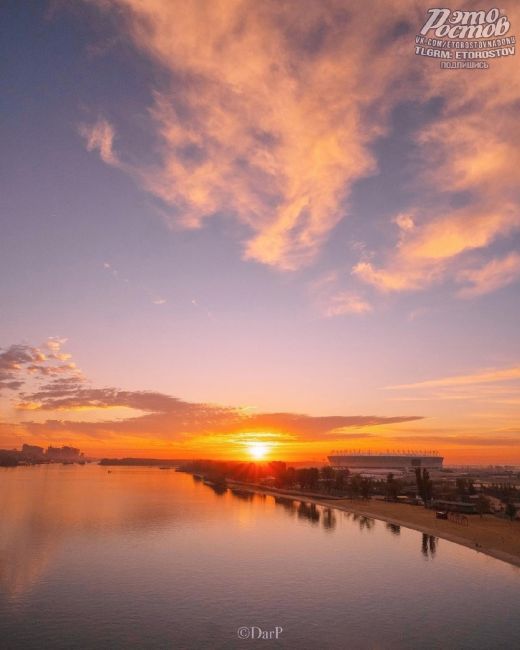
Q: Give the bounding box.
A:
[247,441,270,460]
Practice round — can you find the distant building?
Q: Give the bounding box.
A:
[21,444,45,460]
[46,445,82,461]
[328,450,443,473]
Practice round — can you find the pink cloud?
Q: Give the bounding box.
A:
[457,252,520,298]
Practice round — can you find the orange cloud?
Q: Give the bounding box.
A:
[387,366,520,390]
[352,259,439,292]
[323,291,372,316]
[79,118,119,166]
[350,3,520,297]
[81,0,429,270]
[309,271,372,317]
[1,336,422,449]
[457,252,520,298]
[79,0,520,300]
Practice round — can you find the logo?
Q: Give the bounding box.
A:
[415,8,516,69]
[237,625,283,640]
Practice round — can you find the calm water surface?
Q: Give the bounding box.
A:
[0,465,519,649]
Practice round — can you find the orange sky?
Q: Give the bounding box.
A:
[1,1,519,465]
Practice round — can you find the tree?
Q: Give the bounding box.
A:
[320,465,335,494]
[308,467,320,490]
[456,478,467,496]
[360,477,372,500]
[296,467,320,491]
[505,502,517,522]
[348,474,362,499]
[476,494,490,518]
[282,466,297,488]
[415,468,433,506]
[321,465,334,481]
[335,470,348,492]
[385,473,401,501]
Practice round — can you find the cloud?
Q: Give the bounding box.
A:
[393,213,415,233]
[0,341,81,394]
[2,339,422,444]
[457,252,520,298]
[350,4,520,297]
[309,271,372,317]
[324,291,372,316]
[17,384,422,442]
[80,118,119,165]
[387,366,520,390]
[45,337,67,352]
[354,205,520,296]
[77,1,519,303]
[352,259,438,292]
[392,435,520,448]
[0,337,83,400]
[78,0,429,270]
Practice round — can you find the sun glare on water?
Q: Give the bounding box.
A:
[247,442,270,460]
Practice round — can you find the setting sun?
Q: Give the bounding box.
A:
[247,442,270,460]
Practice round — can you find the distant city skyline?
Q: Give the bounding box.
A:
[1,1,519,463]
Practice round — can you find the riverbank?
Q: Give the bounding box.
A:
[226,481,520,569]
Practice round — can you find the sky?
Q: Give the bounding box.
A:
[1,0,519,463]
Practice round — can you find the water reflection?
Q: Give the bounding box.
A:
[297,501,320,524]
[230,488,254,501]
[206,483,227,496]
[386,523,401,536]
[2,467,520,650]
[422,534,438,560]
[227,491,339,532]
[0,466,216,598]
[345,512,375,531]
[322,508,337,531]
[0,467,452,607]
[274,495,296,510]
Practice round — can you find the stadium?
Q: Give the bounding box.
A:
[328,450,443,474]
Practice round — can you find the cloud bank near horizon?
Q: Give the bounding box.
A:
[0,341,422,449]
[3,341,519,457]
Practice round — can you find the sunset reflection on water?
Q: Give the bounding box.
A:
[1,465,519,649]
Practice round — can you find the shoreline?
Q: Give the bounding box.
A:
[226,481,520,569]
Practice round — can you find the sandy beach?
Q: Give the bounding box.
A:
[231,483,520,569]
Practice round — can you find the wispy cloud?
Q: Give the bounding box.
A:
[77,0,425,271]
[78,1,519,304]
[457,252,520,298]
[323,291,372,317]
[387,366,520,390]
[101,261,169,306]
[80,118,119,166]
[392,435,520,448]
[309,271,372,317]
[353,107,520,296]
[18,384,421,442]
[1,339,422,445]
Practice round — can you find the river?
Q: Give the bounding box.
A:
[0,465,519,649]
